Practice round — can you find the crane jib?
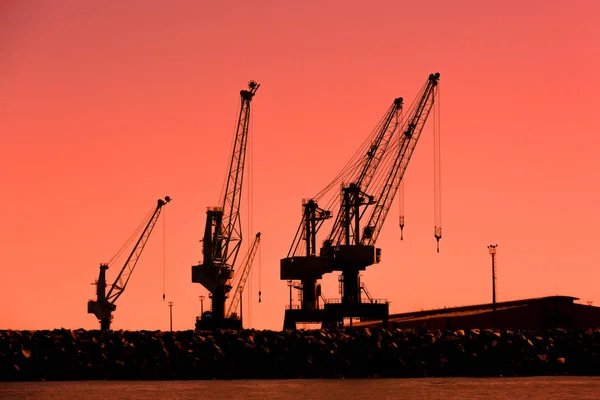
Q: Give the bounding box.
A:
[212,81,260,274]
[360,73,439,246]
[227,232,261,318]
[105,197,171,303]
[89,196,171,330]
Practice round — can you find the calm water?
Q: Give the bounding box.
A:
[1,377,600,399]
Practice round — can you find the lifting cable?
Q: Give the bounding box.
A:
[399,179,405,241]
[254,107,263,302]
[247,101,255,327]
[108,206,155,266]
[258,236,262,303]
[433,83,442,252]
[218,96,243,207]
[313,108,390,202]
[162,205,167,300]
[394,94,422,244]
[317,85,426,239]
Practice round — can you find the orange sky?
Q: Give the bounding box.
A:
[1,0,599,331]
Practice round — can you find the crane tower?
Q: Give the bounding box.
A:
[192,81,260,329]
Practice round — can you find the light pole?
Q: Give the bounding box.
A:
[199,295,205,318]
[168,301,174,332]
[487,244,498,311]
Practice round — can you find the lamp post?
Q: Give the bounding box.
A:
[487,245,498,311]
[199,295,205,318]
[168,301,174,332]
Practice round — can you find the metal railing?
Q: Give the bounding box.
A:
[285,304,326,310]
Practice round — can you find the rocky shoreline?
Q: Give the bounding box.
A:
[2,328,600,381]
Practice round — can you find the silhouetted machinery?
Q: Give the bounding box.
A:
[197,232,262,329]
[192,81,261,330]
[88,196,171,331]
[281,73,441,329]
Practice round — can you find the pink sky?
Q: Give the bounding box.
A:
[1,0,599,331]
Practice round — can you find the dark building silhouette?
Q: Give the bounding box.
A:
[353,296,600,330]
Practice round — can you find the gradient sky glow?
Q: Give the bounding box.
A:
[1,0,599,331]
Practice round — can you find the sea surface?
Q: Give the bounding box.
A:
[1,377,599,399]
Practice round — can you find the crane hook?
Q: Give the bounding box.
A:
[399,215,405,241]
[434,228,442,253]
[258,290,262,303]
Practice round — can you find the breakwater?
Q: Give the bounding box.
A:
[2,328,600,380]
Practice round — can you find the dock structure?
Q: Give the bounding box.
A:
[351,295,600,330]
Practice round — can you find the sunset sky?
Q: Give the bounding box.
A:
[1,0,599,331]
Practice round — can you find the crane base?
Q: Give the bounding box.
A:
[282,302,390,330]
[282,309,328,330]
[323,302,389,329]
[194,315,242,331]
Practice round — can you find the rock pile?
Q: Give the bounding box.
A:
[1,328,600,381]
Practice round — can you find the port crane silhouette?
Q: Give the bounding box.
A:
[226,232,262,325]
[88,196,171,331]
[281,73,441,329]
[192,81,260,330]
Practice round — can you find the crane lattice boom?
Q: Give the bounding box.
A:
[327,97,404,246]
[286,97,404,258]
[360,72,440,245]
[216,81,260,270]
[106,197,171,304]
[88,196,171,330]
[227,232,261,318]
